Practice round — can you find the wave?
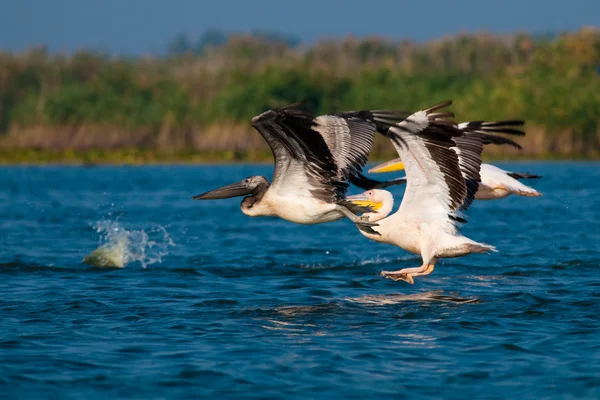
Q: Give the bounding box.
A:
[345,291,479,305]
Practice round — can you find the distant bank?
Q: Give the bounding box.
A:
[1,28,598,162]
[0,147,596,165]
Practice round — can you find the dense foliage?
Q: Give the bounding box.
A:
[0,27,598,161]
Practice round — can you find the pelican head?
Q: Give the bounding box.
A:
[368,157,405,174]
[192,176,271,216]
[346,189,394,222]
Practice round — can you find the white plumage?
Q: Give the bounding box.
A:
[476,164,542,199]
[193,103,408,230]
[347,101,496,284]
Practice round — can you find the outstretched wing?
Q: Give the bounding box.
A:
[453,120,526,210]
[457,120,525,149]
[357,119,527,204]
[313,109,410,199]
[251,103,340,201]
[506,171,542,179]
[251,103,408,203]
[384,101,468,225]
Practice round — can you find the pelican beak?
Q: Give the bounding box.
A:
[346,193,383,211]
[368,158,405,174]
[192,180,253,200]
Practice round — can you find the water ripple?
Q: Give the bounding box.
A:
[1,164,599,398]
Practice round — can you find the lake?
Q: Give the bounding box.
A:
[1,163,599,399]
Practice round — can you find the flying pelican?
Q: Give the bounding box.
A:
[192,102,409,230]
[353,121,543,200]
[346,102,511,284]
[473,164,542,199]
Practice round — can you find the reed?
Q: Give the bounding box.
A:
[0,27,598,162]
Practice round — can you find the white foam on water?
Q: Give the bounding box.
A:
[357,254,417,266]
[83,220,175,268]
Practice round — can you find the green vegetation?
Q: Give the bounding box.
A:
[1,27,599,163]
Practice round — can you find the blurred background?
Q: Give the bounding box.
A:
[1,0,598,164]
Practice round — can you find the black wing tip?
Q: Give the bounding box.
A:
[251,101,313,126]
[337,103,454,134]
[507,172,542,179]
[462,120,525,127]
[448,213,468,224]
[349,173,381,190]
[251,110,275,126]
[349,172,407,190]
[335,109,413,134]
[423,101,456,126]
[425,100,453,114]
[429,112,454,120]
[481,120,525,127]
[460,120,526,136]
[479,133,523,149]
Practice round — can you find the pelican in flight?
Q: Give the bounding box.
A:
[355,120,543,200]
[475,164,541,199]
[346,102,518,284]
[192,102,408,230]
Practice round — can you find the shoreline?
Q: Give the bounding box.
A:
[0,149,598,166]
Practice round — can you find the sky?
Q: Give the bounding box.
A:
[1,0,598,55]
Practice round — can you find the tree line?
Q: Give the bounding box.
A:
[0,27,598,162]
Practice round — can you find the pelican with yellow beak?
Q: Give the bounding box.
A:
[346,108,528,284]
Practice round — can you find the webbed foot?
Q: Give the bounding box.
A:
[381,271,415,284]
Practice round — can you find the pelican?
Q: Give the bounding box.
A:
[192,102,409,231]
[474,164,541,199]
[346,102,513,284]
[354,120,543,200]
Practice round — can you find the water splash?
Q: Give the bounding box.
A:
[83,220,174,268]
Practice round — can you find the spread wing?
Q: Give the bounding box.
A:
[457,120,525,149]
[251,103,340,201]
[353,119,526,203]
[314,109,410,199]
[454,120,526,210]
[251,103,409,203]
[384,101,468,225]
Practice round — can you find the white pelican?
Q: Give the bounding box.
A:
[355,120,542,200]
[192,102,409,231]
[474,164,542,199]
[346,103,508,284]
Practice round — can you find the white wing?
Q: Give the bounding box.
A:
[478,163,541,198]
[385,102,467,224]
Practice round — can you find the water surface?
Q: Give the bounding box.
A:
[1,163,599,399]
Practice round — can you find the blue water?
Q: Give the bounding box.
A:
[1,163,599,399]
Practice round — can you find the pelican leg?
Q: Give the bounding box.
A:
[337,206,378,227]
[408,264,435,279]
[381,260,437,284]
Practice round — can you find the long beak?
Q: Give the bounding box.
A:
[346,193,383,211]
[192,180,253,200]
[368,158,405,174]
